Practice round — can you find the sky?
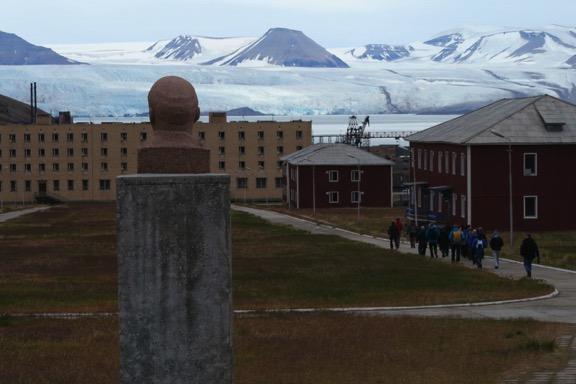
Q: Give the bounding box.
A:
[3,0,576,47]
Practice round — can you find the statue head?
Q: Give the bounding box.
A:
[148,76,200,131]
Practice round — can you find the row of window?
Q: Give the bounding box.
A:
[327,191,364,204]
[0,162,128,173]
[414,149,466,176]
[0,179,111,193]
[217,145,299,156]
[235,177,284,189]
[202,130,304,141]
[0,132,146,144]
[0,147,129,158]
[327,170,363,183]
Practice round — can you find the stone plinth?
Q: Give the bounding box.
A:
[117,174,232,384]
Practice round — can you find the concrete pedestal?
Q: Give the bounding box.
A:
[117,174,232,384]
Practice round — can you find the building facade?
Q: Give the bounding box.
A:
[407,95,576,231]
[282,144,394,209]
[0,113,311,202]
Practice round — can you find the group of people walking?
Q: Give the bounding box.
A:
[387,219,541,278]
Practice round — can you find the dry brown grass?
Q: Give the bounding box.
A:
[0,315,569,384]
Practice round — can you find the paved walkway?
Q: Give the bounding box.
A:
[233,205,576,324]
[0,206,51,223]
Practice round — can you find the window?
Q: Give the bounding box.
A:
[239,146,245,155]
[328,191,339,204]
[257,131,264,140]
[25,163,31,172]
[67,133,74,142]
[121,162,128,172]
[218,131,225,140]
[430,151,435,172]
[258,146,264,155]
[452,193,457,216]
[410,148,415,168]
[461,195,466,219]
[275,177,284,188]
[120,132,128,141]
[445,150,450,172]
[328,170,339,182]
[523,153,537,176]
[423,150,428,170]
[218,161,226,170]
[140,132,147,141]
[67,163,74,171]
[277,161,283,169]
[296,130,303,139]
[25,180,31,192]
[296,146,303,151]
[236,178,248,189]
[524,196,538,219]
[9,134,16,143]
[276,146,284,155]
[101,162,108,172]
[38,133,45,143]
[52,148,59,157]
[121,147,128,156]
[67,180,74,191]
[100,132,108,142]
[52,133,59,142]
[10,164,16,172]
[452,152,457,175]
[438,151,443,173]
[351,191,363,204]
[238,131,245,140]
[82,180,89,191]
[10,181,16,192]
[81,133,88,143]
[81,163,88,172]
[39,148,45,157]
[53,180,60,191]
[276,131,284,139]
[52,163,60,172]
[9,149,16,157]
[438,192,443,213]
[417,188,422,208]
[429,191,435,211]
[258,161,265,169]
[256,177,267,189]
[101,148,108,157]
[0,149,2,157]
[218,147,225,155]
[351,169,362,182]
[81,148,88,156]
[239,161,246,170]
[460,153,465,176]
[99,179,111,191]
[39,163,46,172]
[24,149,31,157]
[67,148,74,157]
[24,133,31,143]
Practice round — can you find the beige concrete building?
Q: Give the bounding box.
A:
[0,113,311,202]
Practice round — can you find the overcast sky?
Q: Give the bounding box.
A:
[4,0,576,47]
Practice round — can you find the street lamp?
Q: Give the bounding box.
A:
[490,130,514,253]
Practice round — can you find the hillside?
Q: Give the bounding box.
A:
[0,94,45,124]
[0,31,80,65]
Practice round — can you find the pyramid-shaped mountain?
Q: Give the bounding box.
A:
[0,31,81,65]
[204,28,349,68]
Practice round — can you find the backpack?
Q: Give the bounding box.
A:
[452,230,462,243]
[476,239,484,249]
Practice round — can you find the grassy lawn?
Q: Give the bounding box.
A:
[0,314,570,384]
[0,203,552,313]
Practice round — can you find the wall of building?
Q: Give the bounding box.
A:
[0,118,311,202]
[288,164,392,209]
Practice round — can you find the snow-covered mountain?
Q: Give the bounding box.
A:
[204,28,349,68]
[0,31,80,65]
[344,44,414,62]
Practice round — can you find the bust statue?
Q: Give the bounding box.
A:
[138,76,210,174]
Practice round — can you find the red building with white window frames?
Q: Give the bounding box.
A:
[406,95,576,231]
[281,144,394,209]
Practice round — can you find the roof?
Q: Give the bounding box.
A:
[407,95,576,145]
[281,144,395,166]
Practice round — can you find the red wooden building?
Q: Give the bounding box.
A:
[406,95,576,231]
[282,144,394,209]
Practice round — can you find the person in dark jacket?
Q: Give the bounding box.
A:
[417,225,427,256]
[438,225,451,258]
[473,229,487,269]
[387,221,400,250]
[426,224,439,258]
[406,221,418,249]
[520,234,540,278]
[489,230,504,269]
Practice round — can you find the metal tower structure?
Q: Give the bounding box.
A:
[343,115,370,147]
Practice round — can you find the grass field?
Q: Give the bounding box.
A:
[0,315,570,384]
[0,203,552,313]
[262,205,576,271]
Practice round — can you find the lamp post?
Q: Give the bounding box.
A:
[411,148,418,227]
[490,130,514,253]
